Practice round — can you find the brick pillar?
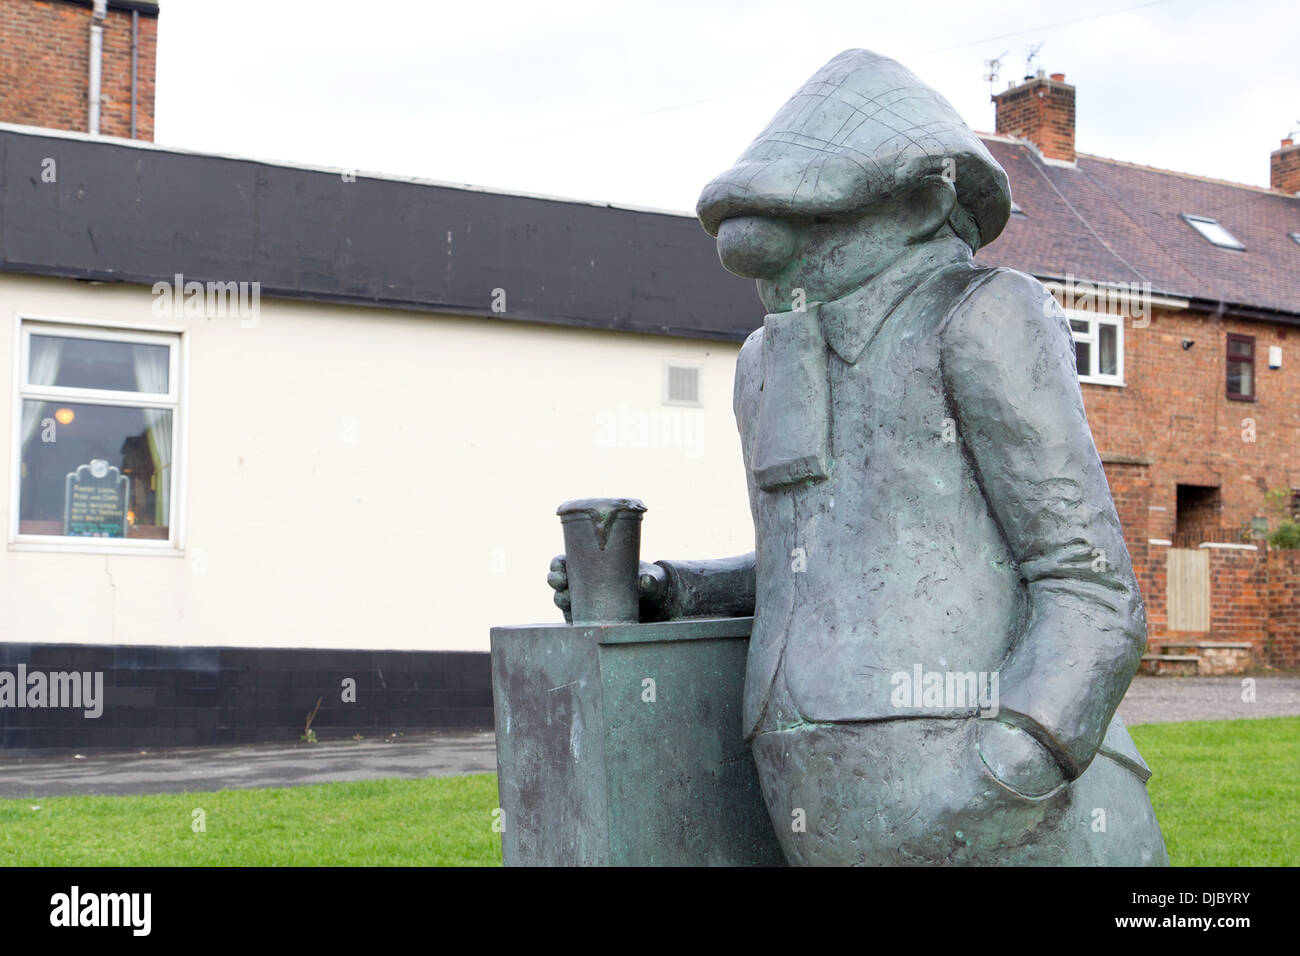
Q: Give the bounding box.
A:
[1102,460,1152,641]
[1266,549,1300,668]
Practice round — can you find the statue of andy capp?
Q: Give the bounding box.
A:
[551,49,1168,866]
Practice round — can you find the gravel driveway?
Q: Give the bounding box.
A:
[1118,676,1300,725]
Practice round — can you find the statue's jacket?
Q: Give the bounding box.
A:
[732,237,1148,782]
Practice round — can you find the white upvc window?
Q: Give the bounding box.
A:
[10,317,186,553]
[1067,309,1124,386]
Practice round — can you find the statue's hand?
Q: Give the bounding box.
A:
[547,556,668,623]
[976,719,1068,798]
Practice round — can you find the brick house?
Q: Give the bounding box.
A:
[980,71,1300,672]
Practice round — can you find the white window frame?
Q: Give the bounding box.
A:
[9,314,188,556]
[1066,308,1125,387]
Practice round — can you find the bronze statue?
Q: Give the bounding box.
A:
[550,49,1167,865]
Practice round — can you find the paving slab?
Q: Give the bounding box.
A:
[0,730,497,798]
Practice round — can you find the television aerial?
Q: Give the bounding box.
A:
[983,50,1009,97]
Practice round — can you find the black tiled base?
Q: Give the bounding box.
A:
[0,643,492,755]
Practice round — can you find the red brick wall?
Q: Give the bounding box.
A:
[1079,306,1300,549]
[1073,304,1300,653]
[1101,459,1152,624]
[1150,544,1300,667]
[0,0,157,140]
[1267,549,1300,667]
[993,76,1076,163]
[1205,547,1268,647]
[1146,543,1168,636]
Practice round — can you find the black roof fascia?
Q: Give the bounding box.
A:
[0,129,761,343]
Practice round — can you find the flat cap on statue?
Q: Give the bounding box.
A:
[696,49,1011,249]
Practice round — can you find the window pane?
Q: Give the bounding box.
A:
[29,335,169,393]
[1228,338,1254,359]
[1228,361,1254,397]
[1069,319,1089,335]
[1075,340,1091,377]
[19,400,172,539]
[1184,216,1245,250]
[1098,324,1119,376]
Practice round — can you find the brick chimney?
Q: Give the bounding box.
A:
[0,0,159,140]
[1271,139,1300,195]
[992,70,1076,163]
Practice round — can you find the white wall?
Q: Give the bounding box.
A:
[0,274,753,650]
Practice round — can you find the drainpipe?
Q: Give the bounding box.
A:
[88,0,108,135]
[130,9,139,139]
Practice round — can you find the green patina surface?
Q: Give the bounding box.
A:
[491,617,784,866]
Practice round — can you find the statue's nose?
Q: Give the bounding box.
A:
[716,216,799,279]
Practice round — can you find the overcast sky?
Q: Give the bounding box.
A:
[155,0,1298,213]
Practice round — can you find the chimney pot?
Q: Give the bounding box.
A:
[1283,138,1294,148]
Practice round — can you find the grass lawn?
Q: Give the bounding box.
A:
[0,717,1293,866]
[1130,716,1298,866]
[0,774,503,866]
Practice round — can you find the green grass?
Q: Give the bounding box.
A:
[0,717,1294,866]
[0,774,503,866]
[1130,716,1299,866]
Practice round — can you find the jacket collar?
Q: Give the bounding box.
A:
[817,236,972,364]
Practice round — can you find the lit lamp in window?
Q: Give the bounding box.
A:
[54,407,75,425]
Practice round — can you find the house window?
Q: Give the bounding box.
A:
[1067,311,1123,386]
[1226,334,1255,400]
[13,320,182,550]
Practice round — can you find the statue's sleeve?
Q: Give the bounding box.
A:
[939,268,1146,779]
[648,553,757,621]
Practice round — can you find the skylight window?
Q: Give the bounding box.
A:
[1010,200,1025,217]
[1181,214,1245,250]
[1290,232,1300,246]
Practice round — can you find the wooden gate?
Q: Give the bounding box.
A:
[1167,548,1210,632]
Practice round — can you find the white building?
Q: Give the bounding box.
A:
[0,124,758,749]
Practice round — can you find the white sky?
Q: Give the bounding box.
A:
[155,0,1299,213]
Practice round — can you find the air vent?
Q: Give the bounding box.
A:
[664,362,701,406]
